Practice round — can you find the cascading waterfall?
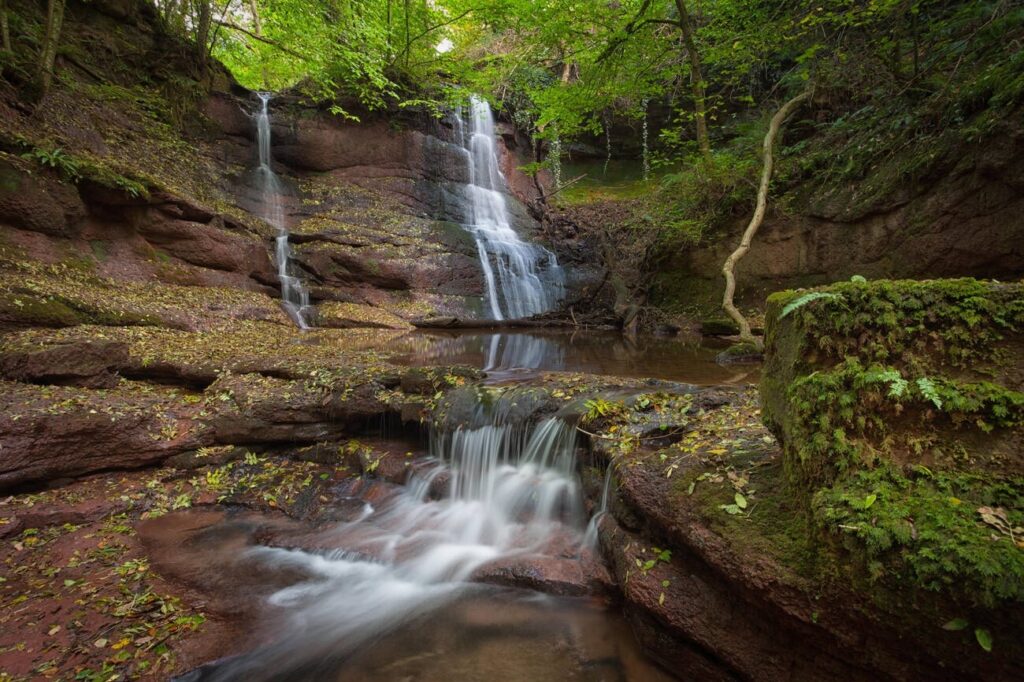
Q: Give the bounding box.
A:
[456,96,565,321]
[255,92,312,329]
[641,97,651,181]
[194,390,592,680]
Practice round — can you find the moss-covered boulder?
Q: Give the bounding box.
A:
[762,278,1024,622]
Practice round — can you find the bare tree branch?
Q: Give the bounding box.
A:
[214,19,308,60]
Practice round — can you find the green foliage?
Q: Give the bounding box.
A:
[767,279,1024,372]
[21,147,80,180]
[582,398,623,424]
[14,138,150,199]
[917,377,942,409]
[787,2,1024,214]
[779,292,842,320]
[785,357,1024,484]
[861,366,908,399]
[636,145,761,247]
[208,0,463,113]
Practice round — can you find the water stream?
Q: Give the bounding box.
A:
[455,96,565,321]
[255,92,313,329]
[173,390,671,681]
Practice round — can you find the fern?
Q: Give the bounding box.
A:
[22,147,81,181]
[917,377,943,409]
[863,367,909,398]
[779,291,842,319]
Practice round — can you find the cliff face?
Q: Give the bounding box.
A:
[0,0,578,332]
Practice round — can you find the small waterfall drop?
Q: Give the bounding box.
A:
[457,96,565,321]
[582,459,616,551]
[196,390,594,680]
[255,92,312,329]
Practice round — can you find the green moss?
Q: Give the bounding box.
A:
[700,317,740,336]
[89,240,110,262]
[815,465,1024,607]
[686,462,824,579]
[784,358,1024,487]
[0,291,83,327]
[765,278,1024,375]
[717,342,763,362]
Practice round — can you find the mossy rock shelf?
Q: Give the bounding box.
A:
[760,278,1024,616]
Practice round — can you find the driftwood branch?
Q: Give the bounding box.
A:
[537,173,587,201]
[721,88,812,348]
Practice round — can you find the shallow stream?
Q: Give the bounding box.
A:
[156,330,751,681]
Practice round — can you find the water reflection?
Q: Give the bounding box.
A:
[395,330,757,385]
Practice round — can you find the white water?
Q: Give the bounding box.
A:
[456,96,565,321]
[582,458,616,552]
[255,93,313,329]
[195,394,591,680]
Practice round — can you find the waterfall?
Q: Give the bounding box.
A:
[255,92,312,329]
[641,98,650,181]
[194,391,590,680]
[582,459,616,551]
[603,114,612,177]
[458,96,565,321]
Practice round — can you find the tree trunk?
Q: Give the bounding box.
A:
[195,0,212,72]
[248,0,270,89]
[674,0,712,165]
[36,0,66,96]
[0,0,11,53]
[403,0,410,68]
[721,89,811,348]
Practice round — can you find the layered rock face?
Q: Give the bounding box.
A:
[0,101,549,328]
[203,91,578,322]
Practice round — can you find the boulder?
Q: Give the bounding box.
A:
[0,381,211,489]
[130,207,274,276]
[0,162,86,237]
